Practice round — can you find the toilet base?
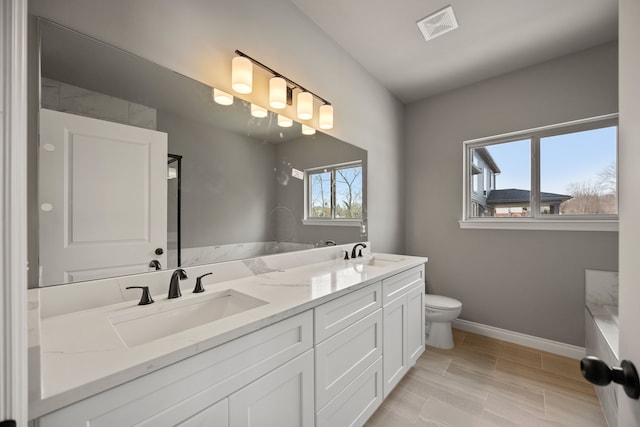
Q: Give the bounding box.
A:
[425,321,454,349]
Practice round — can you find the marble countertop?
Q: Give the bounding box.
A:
[29,250,427,418]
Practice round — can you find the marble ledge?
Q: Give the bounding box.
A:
[28,245,427,419]
[585,269,619,360]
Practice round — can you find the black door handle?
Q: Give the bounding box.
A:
[581,356,640,399]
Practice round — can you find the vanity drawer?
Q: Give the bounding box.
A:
[316,356,383,427]
[315,309,382,410]
[314,282,382,344]
[382,265,424,305]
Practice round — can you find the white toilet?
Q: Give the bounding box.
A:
[424,294,462,349]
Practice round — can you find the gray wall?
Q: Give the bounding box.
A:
[275,133,367,245]
[405,42,619,346]
[28,0,405,256]
[158,111,277,248]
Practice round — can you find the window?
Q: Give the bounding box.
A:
[461,114,618,231]
[306,161,363,224]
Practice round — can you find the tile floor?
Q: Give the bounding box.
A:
[365,329,607,427]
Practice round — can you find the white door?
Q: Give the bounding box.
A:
[1,0,28,424]
[38,109,168,285]
[618,0,640,424]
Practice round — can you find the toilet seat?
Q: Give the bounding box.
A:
[424,294,461,310]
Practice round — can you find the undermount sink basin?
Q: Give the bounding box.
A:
[357,254,405,268]
[111,289,268,347]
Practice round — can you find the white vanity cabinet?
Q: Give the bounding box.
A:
[36,311,314,427]
[33,261,428,427]
[314,282,384,427]
[382,266,425,397]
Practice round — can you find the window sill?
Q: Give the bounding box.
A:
[459,218,618,232]
[302,219,362,227]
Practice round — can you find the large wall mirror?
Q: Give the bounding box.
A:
[33,18,367,287]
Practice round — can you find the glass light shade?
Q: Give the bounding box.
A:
[277,114,293,127]
[213,88,233,105]
[297,91,313,120]
[302,124,316,135]
[269,77,287,109]
[250,104,268,118]
[231,56,252,94]
[319,104,334,129]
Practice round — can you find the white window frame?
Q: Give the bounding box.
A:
[303,160,363,227]
[460,114,619,232]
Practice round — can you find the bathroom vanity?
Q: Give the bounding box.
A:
[29,245,427,426]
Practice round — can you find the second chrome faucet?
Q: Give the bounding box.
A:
[351,243,367,259]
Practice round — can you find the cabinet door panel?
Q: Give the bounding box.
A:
[229,350,315,427]
[407,285,425,367]
[382,296,407,398]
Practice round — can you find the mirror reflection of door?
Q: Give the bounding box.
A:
[38,109,168,285]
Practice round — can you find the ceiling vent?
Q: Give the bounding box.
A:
[417,5,458,42]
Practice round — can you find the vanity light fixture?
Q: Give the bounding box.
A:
[319,104,334,130]
[250,103,268,118]
[297,91,313,120]
[302,124,316,135]
[231,56,253,94]
[233,50,333,127]
[277,114,293,127]
[270,77,288,109]
[213,88,234,105]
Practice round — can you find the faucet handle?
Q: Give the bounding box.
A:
[194,272,213,293]
[343,250,350,260]
[126,286,154,305]
[148,259,161,270]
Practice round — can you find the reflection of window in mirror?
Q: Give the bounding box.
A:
[307,161,363,220]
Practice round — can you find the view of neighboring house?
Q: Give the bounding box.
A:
[470,147,572,217]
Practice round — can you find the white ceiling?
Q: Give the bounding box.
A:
[290,0,618,103]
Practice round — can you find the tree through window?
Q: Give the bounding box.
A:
[308,162,363,220]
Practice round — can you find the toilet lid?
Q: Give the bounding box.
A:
[424,294,461,310]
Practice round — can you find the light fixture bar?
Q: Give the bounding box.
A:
[234,49,331,107]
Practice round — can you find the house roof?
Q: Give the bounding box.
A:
[475,147,501,174]
[487,189,572,205]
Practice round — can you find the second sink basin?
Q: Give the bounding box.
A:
[111,289,268,347]
[358,254,405,268]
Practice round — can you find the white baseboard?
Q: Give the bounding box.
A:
[452,319,586,360]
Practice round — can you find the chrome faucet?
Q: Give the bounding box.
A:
[168,268,188,299]
[351,242,367,259]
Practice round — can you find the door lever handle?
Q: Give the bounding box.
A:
[581,356,640,399]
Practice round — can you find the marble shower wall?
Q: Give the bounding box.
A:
[41,77,157,130]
